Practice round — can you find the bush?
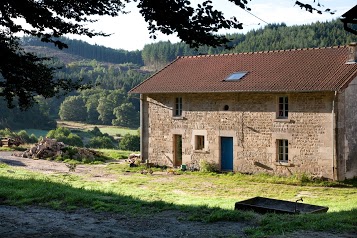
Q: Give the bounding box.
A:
[119,134,140,151]
[87,136,116,149]
[0,128,16,137]
[67,133,84,147]
[29,134,38,143]
[199,160,219,173]
[17,130,30,142]
[89,126,102,137]
[46,127,83,147]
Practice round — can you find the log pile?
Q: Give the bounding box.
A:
[0,137,22,147]
[21,138,65,159]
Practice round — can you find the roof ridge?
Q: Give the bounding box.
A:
[178,45,347,58]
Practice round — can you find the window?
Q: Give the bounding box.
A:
[277,139,288,162]
[195,135,205,150]
[224,71,248,81]
[174,97,182,116]
[278,96,288,119]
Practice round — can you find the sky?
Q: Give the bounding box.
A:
[67,0,356,51]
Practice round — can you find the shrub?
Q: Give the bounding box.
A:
[119,134,140,151]
[29,134,38,143]
[17,130,30,142]
[46,127,83,147]
[87,136,116,149]
[67,133,84,147]
[15,130,38,144]
[199,160,219,173]
[0,128,16,137]
[89,126,102,137]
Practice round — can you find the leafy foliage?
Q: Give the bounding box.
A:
[87,136,116,149]
[119,133,140,151]
[16,130,38,144]
[59,96,87,121]
[46,127,83,147]
[0,128,38,144]
[85,127,116,149]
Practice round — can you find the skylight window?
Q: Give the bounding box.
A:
[225,71,248,81]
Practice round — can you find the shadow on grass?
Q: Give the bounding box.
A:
[340,178,357,188]
[0,175,254,223]
[0,176,356,237]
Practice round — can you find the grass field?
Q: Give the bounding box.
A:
[0,160,356,237]
[57,120,137,136]
[16,129,49,138]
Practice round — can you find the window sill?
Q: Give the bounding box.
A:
[172,116,186,120]
[275,162,294,167]
[274,118,293,123]
[193,150,209,154]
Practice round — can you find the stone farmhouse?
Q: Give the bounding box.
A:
[130,43,357,181]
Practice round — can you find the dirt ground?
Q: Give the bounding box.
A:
[0,152,355,238]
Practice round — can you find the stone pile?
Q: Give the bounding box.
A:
[21,138,65,159]
[19,138,103,162]
[126,153,141,167]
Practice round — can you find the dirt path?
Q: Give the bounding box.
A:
[0,205,249,238]
[0,152,249,237]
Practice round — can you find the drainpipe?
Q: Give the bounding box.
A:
[332,91,337,181]
[140,94,145,163]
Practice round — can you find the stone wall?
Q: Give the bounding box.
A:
[337,76,357,180]
[142,92,336,179]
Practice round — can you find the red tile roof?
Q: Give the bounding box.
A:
[130,46,357,94]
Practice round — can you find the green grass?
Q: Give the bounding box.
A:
[97,149,133,159]
[0,147,13,151]
[0,163,356,237]
[17,129,49,138]
[98,127,137,137]
[56,120,137,137]
[0,146,26,152]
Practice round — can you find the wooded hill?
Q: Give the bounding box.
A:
[1,19,356,130]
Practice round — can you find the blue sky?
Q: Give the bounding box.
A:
[68,0,356,51]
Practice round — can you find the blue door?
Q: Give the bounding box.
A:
[221,137,233,171]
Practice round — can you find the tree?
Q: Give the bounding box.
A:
[112,102,140,128]
[119,133,140,151]
[87,136,116,149]
[59,96,87,121]
[1,1,337,109]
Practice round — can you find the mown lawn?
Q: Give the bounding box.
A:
[0,161,356,237]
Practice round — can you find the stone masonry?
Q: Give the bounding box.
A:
[141,91,338,180]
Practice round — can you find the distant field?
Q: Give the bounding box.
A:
[16,129,49,138]
[57,120,137,136]
[98,127,137,136]
[19,121,137,139]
